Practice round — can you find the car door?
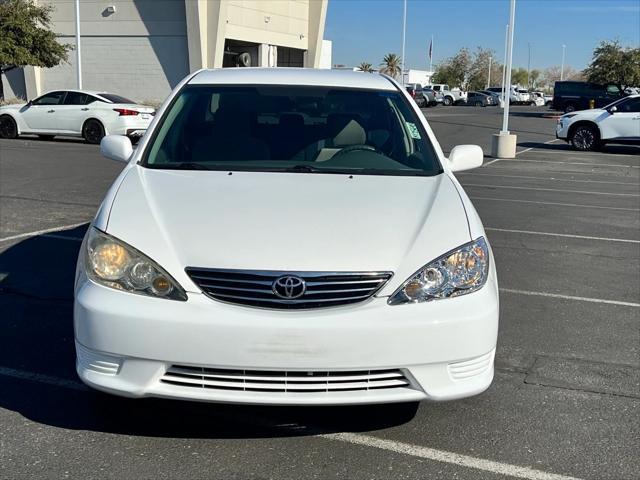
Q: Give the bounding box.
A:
[59,91,92,133]
[20,91,66,131]
[604,98,640,139]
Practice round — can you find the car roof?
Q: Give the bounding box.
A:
[190,68,397,91]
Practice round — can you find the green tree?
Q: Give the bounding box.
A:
[379,53,401,79]
[511,68,528,87]
[0,0,71,100]
[584,40,640,91]
[467,47,501,91]
[357,62,374,73]
[432,48,472,88]
[528,69,541,90]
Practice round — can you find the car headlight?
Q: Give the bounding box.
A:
[85,227,187,301]
[388,237,490,306]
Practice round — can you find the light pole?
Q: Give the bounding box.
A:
[401,0,407,84]
[491,0,517,159]
[501,24,508,107]
[486,56,492,89]
[75,0,82,89]
[501,0,516,134]
[527,42,531,89]
[560,44,566,81]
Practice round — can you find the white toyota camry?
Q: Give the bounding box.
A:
[0,90,155,144]
[74,68,499,405]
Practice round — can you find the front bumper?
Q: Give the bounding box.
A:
[74,270,499,405]
[556,121,569,140]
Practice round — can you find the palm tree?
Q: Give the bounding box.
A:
[357,62,374,73]
[380,53,402,79]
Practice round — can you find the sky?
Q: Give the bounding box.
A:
[324,0,640,71]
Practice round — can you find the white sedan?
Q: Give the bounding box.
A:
[75,68,498,406]
[0,90,155,144]
[556,94,640,150]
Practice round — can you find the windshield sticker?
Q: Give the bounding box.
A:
[406,122,421,139]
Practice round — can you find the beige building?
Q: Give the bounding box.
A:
[3,0,329,102]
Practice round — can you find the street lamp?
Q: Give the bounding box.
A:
[560,44,566,81]
[491,0,517,159]
[401,0,407,84]
[486,56,492,89]
[75,0,82,89]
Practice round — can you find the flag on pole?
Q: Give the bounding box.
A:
[428,39,433,61]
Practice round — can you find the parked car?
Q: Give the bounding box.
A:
[556,94,640,150]
[426,84,467,106]
[486,86,518,104]
[75,68,498,406]
[532,91,553,106]
[467,91,495,107]
[552,81,624,113]
[529,92,546,107]
[406,84,437,107]
[0,90,155,144]
[516,89,531,105]
[480,90,502,104]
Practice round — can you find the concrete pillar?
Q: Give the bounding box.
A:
[185,0,207,72]
[24,66,41,99]
[208,0,228,69]
[306,0,328,67]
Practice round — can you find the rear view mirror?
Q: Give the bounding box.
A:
[448,145,483,172]
[100,135,133,163]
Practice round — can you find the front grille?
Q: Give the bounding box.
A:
[185,268,393,309]
[161,366,412,393]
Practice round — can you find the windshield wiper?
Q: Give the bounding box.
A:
[282,164,354,174]
[159,162,213,170]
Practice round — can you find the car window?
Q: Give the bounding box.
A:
[617,98,640,113]
[85,95,102,104]
[143,85,442,177]
[32,91,65,105]
[606,84,621,95]
[97,93,135,104]
[63,91,89,105]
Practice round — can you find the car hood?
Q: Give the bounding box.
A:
[564,109,607,119]
[0,103,27,112]
[104,167,472,293]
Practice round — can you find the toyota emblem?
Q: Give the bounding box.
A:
[272,275,306,299]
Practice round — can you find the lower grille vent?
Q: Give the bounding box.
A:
[161,366,412,393]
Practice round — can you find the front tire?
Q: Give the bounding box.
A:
[443,96,453,106]
[570,124,600,151]
[0,115,18,139]
[83,119,105,144]
[474,101,483,107]
[564,103,577,113]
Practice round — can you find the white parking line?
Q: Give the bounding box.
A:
[470,196,640,211]
[321,432,584,480]
[485,227,639,244]
[465,183,640,197]
[458,172,640,186]
[482,158,502,167]
[0,364,585,480]
[515,147,533,156]
[499,288,640,308]
[0,222,88,243]
[500,158,640,168]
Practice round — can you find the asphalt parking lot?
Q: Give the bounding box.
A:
[0,105,638,480]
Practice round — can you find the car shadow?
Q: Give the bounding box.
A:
[0,226,419,439]
[517,141,640,155]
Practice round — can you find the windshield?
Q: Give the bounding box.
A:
[98,93,135,104]
[603,96,630,109]
[142,85,441,176]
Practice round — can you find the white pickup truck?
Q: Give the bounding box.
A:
[426,84,467,106]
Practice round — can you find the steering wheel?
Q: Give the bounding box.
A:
[332,144,382,158]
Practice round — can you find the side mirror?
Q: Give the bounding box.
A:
[26,100,33,107]
[448,145,484,172]
[100,135,133,162]
[608,106,617,114]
